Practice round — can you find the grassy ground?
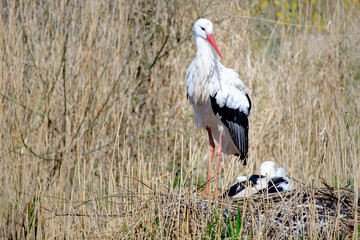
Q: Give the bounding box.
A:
[1,0,359,239]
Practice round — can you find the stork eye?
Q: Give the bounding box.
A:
[200,27,205,31]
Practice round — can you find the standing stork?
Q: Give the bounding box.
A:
[186,19,251,197]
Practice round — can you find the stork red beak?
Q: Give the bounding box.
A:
[206,34,223,60]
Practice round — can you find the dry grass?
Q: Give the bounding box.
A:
[0,0,359,239]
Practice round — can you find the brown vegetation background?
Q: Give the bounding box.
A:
[1,0,359,238]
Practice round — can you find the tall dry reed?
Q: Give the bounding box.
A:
[0,0,359,238]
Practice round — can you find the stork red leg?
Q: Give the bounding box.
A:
[205,126,215,195]
[215,132,222,198]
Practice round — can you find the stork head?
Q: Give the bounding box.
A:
[193,18,223,60]
[259,161,277,177]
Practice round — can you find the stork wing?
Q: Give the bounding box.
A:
[210,92,250,160]
[221,175,265,198]
[221,180,247,198]
[265,177,292,193]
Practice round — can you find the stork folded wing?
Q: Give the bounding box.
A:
[221,175,265,198]
[210,93,249,160]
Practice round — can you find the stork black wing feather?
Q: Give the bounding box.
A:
[221,175,263,198]
[221,181,246,198]
[210,93,250,161]
[266,177,289,193]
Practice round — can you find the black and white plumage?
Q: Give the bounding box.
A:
[210,93,251,160]
[186,18,251,197]
[221,161,293,199]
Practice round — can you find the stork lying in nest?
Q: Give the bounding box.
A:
[221,161,293,198]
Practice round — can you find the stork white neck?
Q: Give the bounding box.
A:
[194,37,219,82]
[186,18,223,104]
[195,37,218,61]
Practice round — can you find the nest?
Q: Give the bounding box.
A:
[156,184,359,239]
[43,181,359,238]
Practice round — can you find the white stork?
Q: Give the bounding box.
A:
[186,19,251,197]
[221,161,294,198]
